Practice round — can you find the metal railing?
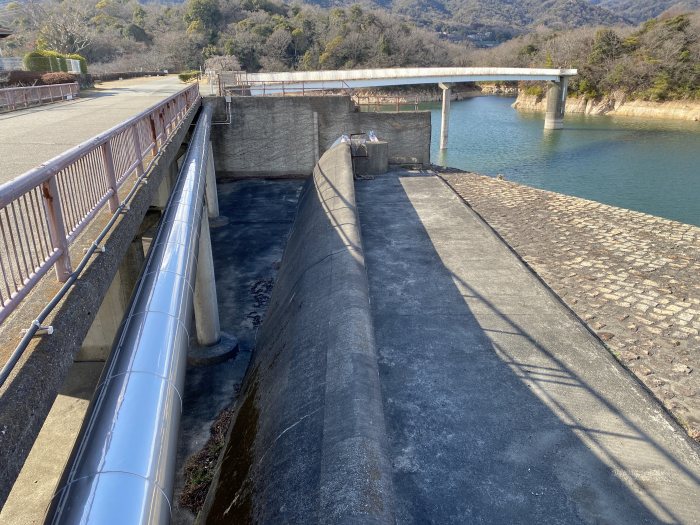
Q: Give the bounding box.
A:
[46,104,213,525]
[0,57,24,72]
[0,82,200,324]
[218,72,355,97]
[0,83,80,112]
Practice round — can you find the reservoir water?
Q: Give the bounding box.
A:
[428,97,700,226]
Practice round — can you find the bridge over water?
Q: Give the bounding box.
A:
[219,67,578,147]
[1,78,699,525]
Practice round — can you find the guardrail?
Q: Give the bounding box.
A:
[218,72,355,97]
[0,82,200,324]
[0,83,79,112]
[0,57,24,72]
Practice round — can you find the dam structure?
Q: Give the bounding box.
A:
[0,80,699,524]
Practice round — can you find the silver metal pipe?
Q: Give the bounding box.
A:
[45,104,214,525]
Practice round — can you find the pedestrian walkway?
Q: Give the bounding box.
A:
[356,170,700,524]
[0,75,188,182]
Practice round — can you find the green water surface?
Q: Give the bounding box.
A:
[427,97,700,226]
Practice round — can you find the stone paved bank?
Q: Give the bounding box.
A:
[441,171,700,441]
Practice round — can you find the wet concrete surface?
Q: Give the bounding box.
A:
[172,178,303,524]
[356,170,700,524]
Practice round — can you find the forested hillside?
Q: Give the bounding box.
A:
[471,12,700,101]
[1,0,698,101]
[0,0,467,72]
[591,0,700,23]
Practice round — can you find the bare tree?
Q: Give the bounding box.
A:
[22,0,93,54]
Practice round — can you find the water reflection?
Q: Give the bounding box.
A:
[431,97,700,226]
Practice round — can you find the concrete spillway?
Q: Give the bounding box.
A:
[199,144,700,523]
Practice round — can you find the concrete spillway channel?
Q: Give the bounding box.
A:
[195,144,700,523]
[11,100,699,522]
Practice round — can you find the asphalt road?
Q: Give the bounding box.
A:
[0,75,189,184]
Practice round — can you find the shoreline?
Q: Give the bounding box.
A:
[352,86,700,122]
[513,92,700,122]
[351,83,517,106]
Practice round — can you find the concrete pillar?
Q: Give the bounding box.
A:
[194,214,221,346]
[439,83,453,150]
[205,142,220,218]
[78,238,145,361]
[152,160,177,210]
[544,77,568,130]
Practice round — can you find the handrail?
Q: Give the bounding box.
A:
[0,83,80,112]
[45,104,213,525]
[0,82,200,324]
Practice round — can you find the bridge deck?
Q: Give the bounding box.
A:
[223,67,577,94]
[0,75,187,183]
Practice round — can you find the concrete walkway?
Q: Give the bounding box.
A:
[0,75,187,182]
[356,171,700,524]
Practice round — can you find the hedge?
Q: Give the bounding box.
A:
[24,50,87,74]
[178,70,200,82]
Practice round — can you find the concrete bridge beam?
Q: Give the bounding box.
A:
[439,82,453,150]
[544,77,569,130]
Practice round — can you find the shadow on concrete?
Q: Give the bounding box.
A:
[356,171,700,524]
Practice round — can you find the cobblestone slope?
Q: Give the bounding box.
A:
[442,171,700,441]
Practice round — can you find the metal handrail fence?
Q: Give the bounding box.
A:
[0,83,80,112]
[0,82,200,324]
[218,73,355,97]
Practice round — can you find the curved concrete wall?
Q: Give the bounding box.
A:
[200,144,395,523]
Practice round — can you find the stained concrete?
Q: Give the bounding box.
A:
[209,96,430,178]
[356,170,700,524]
[172,179,304,524]
[200,145,395,524]
[0,361,103,524]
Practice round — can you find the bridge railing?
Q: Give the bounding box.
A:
[0,83,80,112]
[0,82,200,324]
[218,72,356,97]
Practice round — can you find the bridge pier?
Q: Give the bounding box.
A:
[194,216,221,346]
[205,141,220,218]
[78,237,145,361]
[192,138,237,361]
[439,83,453,150]
[544,77,569,130]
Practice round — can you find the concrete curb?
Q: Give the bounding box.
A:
[199,144,396,523]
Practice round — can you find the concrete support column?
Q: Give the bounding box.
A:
[205,141,220,218]
[78,238,145,361]
[439,83,453,150]
[544,77,568,130]
[194,213,221,346]
[152,160,178,210]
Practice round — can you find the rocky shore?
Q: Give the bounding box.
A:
[352,82,517,106]
[513,91,700,121]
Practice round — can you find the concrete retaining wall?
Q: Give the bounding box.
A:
[210,95,430,178]
[199,144,395,523]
